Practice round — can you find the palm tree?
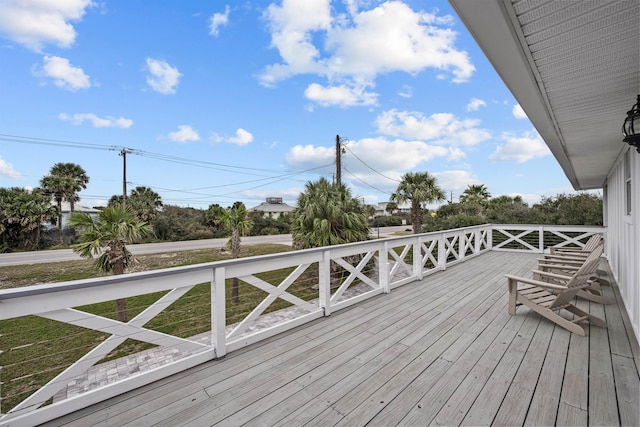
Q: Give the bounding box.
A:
[385,202,398,215]
[0,187,56,249]
[49,162,90,212]
[391,172,445,234]
[69,205,152,322]
[459,184,491,204]
[204,203,226,233]
[291,178,370,249]
[128,186,163,222]
[17,189,57,249]
[222,203,253,304]
[366,204,377,220]
[459,184,491,217]
[40,174,74,244]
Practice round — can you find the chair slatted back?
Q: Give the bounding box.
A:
[582,234,603,252]
[549,244,603,310]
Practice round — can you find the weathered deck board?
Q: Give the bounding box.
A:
[42,251,640,427]
[524,326,571,426]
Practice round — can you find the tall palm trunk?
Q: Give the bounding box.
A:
[111,240,128,322]
[411,200,422,234]
[55,196,64,244]
[231,229,241,304]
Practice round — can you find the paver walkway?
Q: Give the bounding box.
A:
[53,279,378,402]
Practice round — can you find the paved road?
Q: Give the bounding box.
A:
[0,235,293,266]
[0,226,408,266]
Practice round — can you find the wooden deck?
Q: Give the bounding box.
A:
[44,251,639,426]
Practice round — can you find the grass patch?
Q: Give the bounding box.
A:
[0,244,291,289]
[0,243,294,412]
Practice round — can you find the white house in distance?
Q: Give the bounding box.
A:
[248,197,295,219]
[373,202,411,217]
[449,0,639,340]
[45,201,100,230]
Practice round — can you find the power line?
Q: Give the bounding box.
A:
[1,133,299,176]
[0,134,115,151]
[127,163,330,197]
[343,166,393,196]
[341,143,400,183]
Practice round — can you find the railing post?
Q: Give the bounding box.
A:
[381,241,390,293]
[488,225,494,250]
[319,249,331,315]
[475,228,481,254]
[438,233,446,270]
[538,225,545,253]
[413,238,423,281]
[212,266,226,359]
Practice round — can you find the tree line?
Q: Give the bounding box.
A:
[0,164,602,254]
[0,165,602,316]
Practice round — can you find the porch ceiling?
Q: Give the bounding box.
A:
[449,0,640,190]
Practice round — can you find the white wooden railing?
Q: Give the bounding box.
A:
[0,224,604,426]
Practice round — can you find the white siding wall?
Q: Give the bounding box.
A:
[605,147,639,341]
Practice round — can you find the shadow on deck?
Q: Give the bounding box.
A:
[45,251,639,426]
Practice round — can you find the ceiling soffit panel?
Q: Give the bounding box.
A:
[509,0,639,189]
[450,0,640,190]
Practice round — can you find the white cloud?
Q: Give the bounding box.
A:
[227,128,254,146]
[432,170,481,194]
[59,112,133,128]
[466,98,486,111]
[168,125,200,143]
[37,55,91,91]
[325,2,474,81]
[447,147,466,161]
[260,0,332,86]
[512,103,528,119]
[0,157,22,179]
[285,136,449,185]
[260,0,474,105]
[489,130,550,163]
[209,5,230,36]
[0,0,93,52]
[304,82,377,107]
[145,58,182,94]
[397,85,413,98]
[375,109,491,146]
[241,187,301,201]
[210,128,255,145]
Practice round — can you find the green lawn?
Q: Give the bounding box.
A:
[1,243,304,413]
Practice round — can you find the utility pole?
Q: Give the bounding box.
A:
[335,134,342,186]
[120,148,132,205]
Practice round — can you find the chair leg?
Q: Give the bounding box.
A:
[516,295,586,336]
[507,277,517,315]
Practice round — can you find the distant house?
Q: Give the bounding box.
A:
[45,202,100,230]
[375,202,411,216]
[248,197,295,219]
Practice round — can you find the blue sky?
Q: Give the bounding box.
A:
[0,0,581,210]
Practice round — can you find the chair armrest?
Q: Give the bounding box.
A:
[530,269,572,282]
[544,253,591,261]
[543,254,589,262]
[505,274,568,291]
[538,262,580,271]
[552,247,584,252]
[538,258,583,266]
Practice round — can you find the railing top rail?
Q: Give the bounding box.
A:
[0,224,491,300]
[0,224,604,301]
